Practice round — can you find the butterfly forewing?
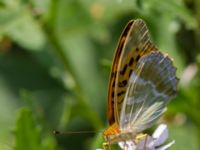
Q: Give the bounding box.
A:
[107,20,133,125]
[108,19,158,125]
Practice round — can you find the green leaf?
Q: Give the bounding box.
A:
[141,0,197,28]
[14,108,41,150]
[170,124,199,150]
[41,136,57,150]
[0,6,46,50]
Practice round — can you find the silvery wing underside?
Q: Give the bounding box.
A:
[120,51,178,133]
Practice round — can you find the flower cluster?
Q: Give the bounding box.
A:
[118,124,175,150]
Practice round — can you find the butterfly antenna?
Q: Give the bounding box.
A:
[53,130,100,135]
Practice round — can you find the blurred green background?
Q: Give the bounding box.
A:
[0,0,200,150]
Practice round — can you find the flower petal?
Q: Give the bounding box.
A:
[152,124,168,146]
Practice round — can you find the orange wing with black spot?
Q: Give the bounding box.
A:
[107,19,158,125]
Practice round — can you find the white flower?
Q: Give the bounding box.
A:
[118,124,175,150]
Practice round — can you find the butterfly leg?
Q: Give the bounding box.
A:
[135,133,147,142]
[135,133,148,150]
[143,134,148,150]
[123,141,129,150]
[103,142,111,150]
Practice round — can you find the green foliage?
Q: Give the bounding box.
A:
[14,108,57,150]
[0,0,199,150]
[0,2,46,50]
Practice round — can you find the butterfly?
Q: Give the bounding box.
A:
[102,19,178,149]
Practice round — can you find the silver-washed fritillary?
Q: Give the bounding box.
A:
[102,19,178,149]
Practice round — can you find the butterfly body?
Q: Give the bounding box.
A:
[103,19,178,149]
[103,123,146,145]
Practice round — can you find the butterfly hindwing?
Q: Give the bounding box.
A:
[119,51,178,132]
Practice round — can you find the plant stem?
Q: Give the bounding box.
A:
[43,0,103,130]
